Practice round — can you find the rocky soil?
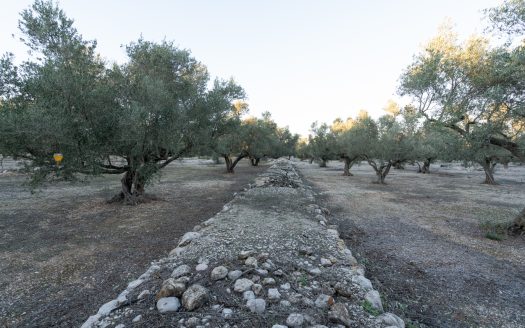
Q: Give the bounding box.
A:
[0,160,266,327]
[81,160,404,328]
[297,160,525,328]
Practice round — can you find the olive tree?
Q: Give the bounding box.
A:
[363,115,415,184]
[399,26,523,184]
[308,122,337,167]
[0,1,244,203]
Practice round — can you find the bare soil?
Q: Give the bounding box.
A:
[0,159,266,328]
[297,161,525,328]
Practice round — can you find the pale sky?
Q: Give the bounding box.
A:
[0,0,501,136]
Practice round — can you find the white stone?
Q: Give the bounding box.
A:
[377,313,405,328]
[286,313,305,327]
[196,263,208,271]
[169,246,186,257]
[234,278,254,292]
[81,314,101,328]
[137,290,150,299]
[280,282,291,290]
[132,315,142,323]
[267,288,281,301]
[320,258,332,266]
[172,264,191,278]
[352,275,373,290]
[279,300,291,307]
[272,325,288,328]
[239,250,255,259]
[210,266,229,280]
[252,283,263,295]
[222,308,233,319]
[246,298,266,314]
[245,257,258,267]
[365,290,383,312]
[97,300,119,316]
[228,270,243,280]
[243,290,256,300]
[262,277,276,285]
[156,297,180,313]
[314,294,332,309]
[115,324,125,328]
[127,279,144,289]
[178,231,201,247]
[182,284,209,311]
[309,268,322,275]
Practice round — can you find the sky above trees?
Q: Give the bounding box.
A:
[0,0,500,136]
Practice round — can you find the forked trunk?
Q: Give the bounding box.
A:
[109,169,146,204]
[422,158,431,174]
[366,159,392,184]
[375,164,391,184]
[225,153,246,173]
[319,159,327,168]
[342,157,354,176]
[481,158,497,185]
[309,158,314,164]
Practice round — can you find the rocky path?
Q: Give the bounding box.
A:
[81,161,404,328]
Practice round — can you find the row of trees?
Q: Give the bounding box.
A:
[0,1,298,203]
[300,0,525,232]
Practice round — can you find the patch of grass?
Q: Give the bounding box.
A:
[480,220,511,241]
[298,274,308,287]
[485,231,505,241]
[362,300,381,316]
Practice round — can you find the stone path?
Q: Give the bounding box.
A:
[81,160,404,328]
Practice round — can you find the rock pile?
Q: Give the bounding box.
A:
[82,160,404,328]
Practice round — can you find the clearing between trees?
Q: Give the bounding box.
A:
[297,160,525,328]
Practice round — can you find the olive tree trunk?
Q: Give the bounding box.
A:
[422,158,432,174]
[366,158,392,184]
[250,157,260,166]
[224,153,246,173]
[342,156,358,176]
[480,157,497,185]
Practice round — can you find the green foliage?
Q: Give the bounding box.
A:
[0,0,247,198]
[362,300,382,316]
[308,122,337,166]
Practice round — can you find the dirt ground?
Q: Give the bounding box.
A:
[0,159,266,328]
[297,160,525,328]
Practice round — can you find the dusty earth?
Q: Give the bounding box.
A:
[297,160,525,328]
[0,159,266,327]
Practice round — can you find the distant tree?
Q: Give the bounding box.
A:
[331,116,361,176]
[275,126,299,160]
[363,115,415,184]
[309,122,337,167]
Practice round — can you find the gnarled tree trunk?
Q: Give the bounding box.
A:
[366,158,392,184]
[319,158,327,167]
[224,153,246,173]
[422,158,432,174]
[480,157,497,185]
[341,156,357,176]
